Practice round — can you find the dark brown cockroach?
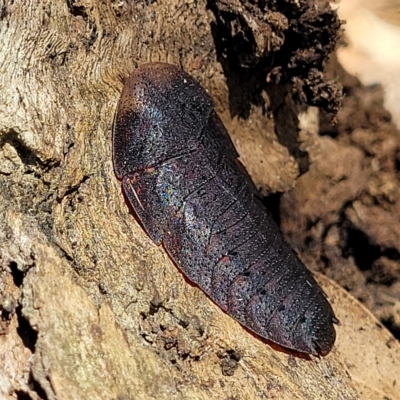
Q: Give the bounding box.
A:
[112,63,338,356]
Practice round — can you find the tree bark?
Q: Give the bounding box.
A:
[0,1,399,399]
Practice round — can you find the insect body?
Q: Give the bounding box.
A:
[113,63,337,356]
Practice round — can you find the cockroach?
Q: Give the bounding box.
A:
[112,63,338,356]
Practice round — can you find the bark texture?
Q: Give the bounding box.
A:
[0,1,399,399]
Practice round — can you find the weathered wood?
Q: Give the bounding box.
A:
[0,1,399,399]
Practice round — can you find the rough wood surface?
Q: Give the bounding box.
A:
[0,1,399,399]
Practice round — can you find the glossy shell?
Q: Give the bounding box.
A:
[112,63,337,356]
